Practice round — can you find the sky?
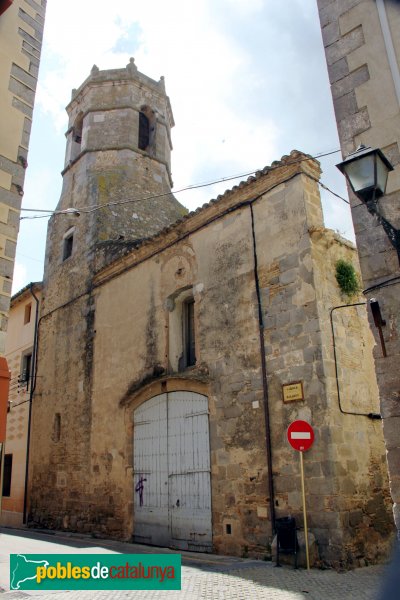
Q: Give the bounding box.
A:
[14,0,353,293]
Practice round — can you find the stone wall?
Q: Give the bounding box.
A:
[317,0,400,534]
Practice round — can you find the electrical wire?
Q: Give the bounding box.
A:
[363,276,400,294]
[318,181,349,204]
[19,148,342,220]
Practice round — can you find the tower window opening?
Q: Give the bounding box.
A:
[70,114,83,162]
[62,228,74,261]
[63,235,73,260]
[139,112,150,150]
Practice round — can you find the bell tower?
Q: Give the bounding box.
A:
[43,59,186,294]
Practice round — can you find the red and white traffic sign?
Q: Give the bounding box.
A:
[287,420,314,452]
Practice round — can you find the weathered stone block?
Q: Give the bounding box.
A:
[388,477,400,503]
[334,90,358,122]
[332,64,370,99]
[8,77,34,105]
[279,254,299,271]
[349,510,364,527]
[327,57,350,83]
[11,63,37,91]
[387,448,400,479]
[322,20,340,47]
[383,417,400,450]
[326,25,365,66]
[338,106,371,141]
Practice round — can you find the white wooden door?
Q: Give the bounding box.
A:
[133,394,169,545]
[133,391,212,551]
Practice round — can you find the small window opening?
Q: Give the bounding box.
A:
[2,454,12,497]
[226,524,232,535]
[52,413,61,442]
[63,233,74,261]
[20,352,32,390]
[24,303,32,324]
[138,112,150,150]
[184,298,196,368]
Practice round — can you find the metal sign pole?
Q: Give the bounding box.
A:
[300,451,310,570]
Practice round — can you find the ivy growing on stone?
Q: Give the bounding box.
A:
[335,259,361,298]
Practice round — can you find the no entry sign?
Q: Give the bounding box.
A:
[287,420,314,452]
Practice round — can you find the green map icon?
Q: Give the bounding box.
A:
[10,554,49,590]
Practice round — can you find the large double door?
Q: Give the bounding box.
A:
[133,391,212,552]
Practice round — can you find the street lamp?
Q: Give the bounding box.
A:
[337,145,400,262]
[337,145,393,203]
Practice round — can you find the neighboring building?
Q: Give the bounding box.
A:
[317,0,400,534]
[27,62,394,568]
[0,282,41,527]
[0,0,46,354]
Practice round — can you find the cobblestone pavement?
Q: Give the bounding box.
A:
[0,528,388,599]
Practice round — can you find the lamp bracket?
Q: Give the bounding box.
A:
[362,199,400,263]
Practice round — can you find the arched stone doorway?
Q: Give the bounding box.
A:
[133,391,212,552]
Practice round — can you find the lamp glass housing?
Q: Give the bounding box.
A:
[344,154,375,195]
[376,153,390,195]
[337,146,393,203]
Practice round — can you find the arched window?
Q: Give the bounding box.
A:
[138,112,150,150]
[166,287,197,372]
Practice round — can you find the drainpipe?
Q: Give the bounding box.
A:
[0,357,11,523]
[23,283,40,524]
[249,204,276,534]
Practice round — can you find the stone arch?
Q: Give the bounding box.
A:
[122,376,210,471]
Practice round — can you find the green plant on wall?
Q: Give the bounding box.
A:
[335,259,361,298]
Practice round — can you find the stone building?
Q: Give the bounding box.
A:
[28,62,394,568]
[317,0,400,535]
[0,0,46,354]
[0,282,41,526]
